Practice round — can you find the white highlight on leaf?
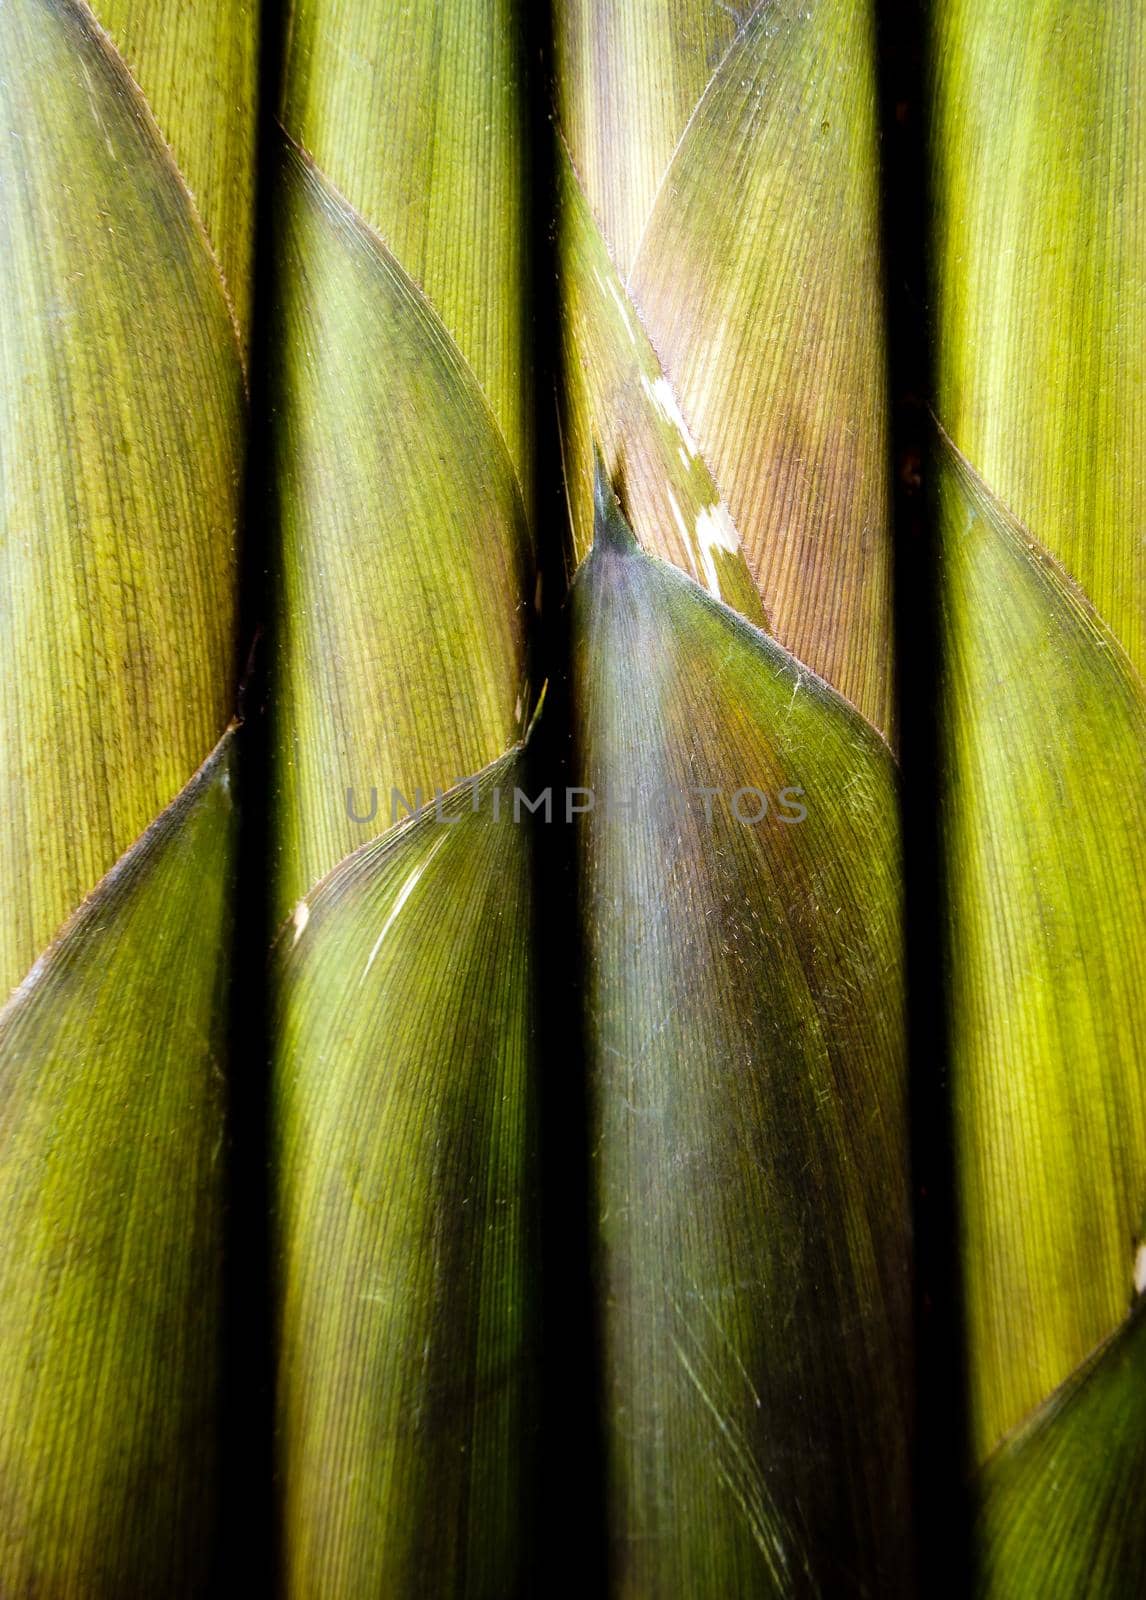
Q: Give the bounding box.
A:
[666,486,700,584]
[1134,1242,1146,1296]
[642,374,698,459]
[696,503,740,600]
[79,59,117,163]
[608,280,638,345]
[291,900,309,946]
[359,834,448,985]
[592,265,638,345]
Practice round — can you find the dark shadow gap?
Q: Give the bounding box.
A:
[873,1,970,1592]
[522,2,609,1592]
[219,0,287,1592]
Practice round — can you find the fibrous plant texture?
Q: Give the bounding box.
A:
[555,3,913,1591]
[932,1,1146,1589]
[0,0,256,1590]
[269,2,541,1593]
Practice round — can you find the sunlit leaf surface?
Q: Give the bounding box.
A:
[270,145,531,921]
[281,0,530,488]
[557,145,767,625]
[0,2,252,1585]
[933,0,1145,676]
[97,0,259,343]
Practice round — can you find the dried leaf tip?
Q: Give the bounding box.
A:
[592,448,638,555]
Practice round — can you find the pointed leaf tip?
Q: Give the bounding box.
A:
[592,452,637,555]
[569,517,910,1591]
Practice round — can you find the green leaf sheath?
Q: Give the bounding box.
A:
[280,0,531,496]
[0,0,252,1589]
[274,757,537,1596]
[271,4,538,1591]
[938,442,1146,1467]
[933,0,1145,678]
[932,0,1146,1543]
[0,0,245,998]
[972,1304,1146,1597]
[556,0,895,738]
[95,0,259,349]
[269,145,532,922]
[0,736,237,1595]
[571,482,912,1595]
[556,1,910,1585]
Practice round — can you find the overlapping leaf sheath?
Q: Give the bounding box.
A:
[931,1,1146,1584]
[270,3,539,1590]
[556,0,895,737]
[0,0,254,1590]
[555,3,912,1589]
[576,481,911,1594]
[972,1303,1146,1594]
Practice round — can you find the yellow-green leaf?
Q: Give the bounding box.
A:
[973,1302,1146,1594]
[932,0,1146,1482]
[0,1,252,1584]
[270,6,538,1589]
[273,753,538,1595]
[0,0,245,997]
[932,0,1145,676]
[0,734,237,1595]
[95,0,259,345]
[937,435,1146,1462]
[281,0,530,490]
[572,476,911,1594]
[269,143,532,920]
